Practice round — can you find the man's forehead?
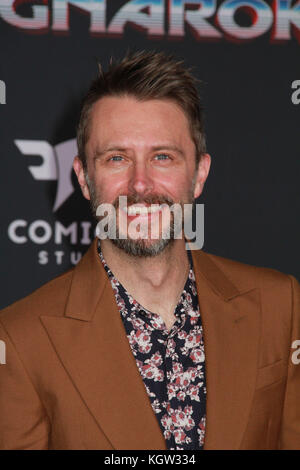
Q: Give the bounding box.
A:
[87,96,193,146]
[89,94,190,123]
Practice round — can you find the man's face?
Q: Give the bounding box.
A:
[74,95,210,256]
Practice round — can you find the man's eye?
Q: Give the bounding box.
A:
[109,155,123,162]
[154,154,170,161]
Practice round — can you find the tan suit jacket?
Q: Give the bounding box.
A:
[0,238,299,450]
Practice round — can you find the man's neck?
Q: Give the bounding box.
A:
[101,239,190,330]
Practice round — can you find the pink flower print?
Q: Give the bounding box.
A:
[151,352,163,366]
[167,383,177,400]
[185,332,201,350]
[178,330,187,341]
[191,284,197,296]
[138,352,164,382]
[129,329,152,354]
[131,317,146,330]
[170,406,195,432]
[197,416,206,447]
[116,296,126,310]
[187,384,201,402]
[166,339,177,359]
[199,415,206,431]
[175,370,191,389]
[161,414,175,435]
[145,384,156,398]
[140,363,163,381]
[151,399,161,414]
[151,315,165,330]
[190,347,205,364]
[112,283,118,292]
[176,390,186,401]
[172,362,183,375]
[161,404,196,445]
[187,307,200,325]
[174,429,187,444]
[188,367,198,381]
[129,298,139,307]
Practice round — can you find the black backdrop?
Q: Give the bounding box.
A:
[0,0,299,309]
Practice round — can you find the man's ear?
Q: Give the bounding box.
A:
[193,153,211,199]
[73,156,91,200]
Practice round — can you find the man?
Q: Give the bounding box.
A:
[0,51,299,450]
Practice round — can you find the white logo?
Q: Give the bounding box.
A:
[15,138,77,211]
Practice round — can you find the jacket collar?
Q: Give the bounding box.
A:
[64,238,242,322]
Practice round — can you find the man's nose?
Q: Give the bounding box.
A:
[128,161,154,195]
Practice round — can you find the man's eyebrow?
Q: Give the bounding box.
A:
[93,145,184,158]
[150,145,184,156]
[93,147,127,158]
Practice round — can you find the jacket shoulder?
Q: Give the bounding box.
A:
[199,250,294,292]
[0,268,74,329]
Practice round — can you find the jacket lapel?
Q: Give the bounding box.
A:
[191,250,261,449]
[40,239,166,450]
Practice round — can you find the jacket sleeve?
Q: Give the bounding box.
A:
[279,275,300,449]
[0,320,50,450]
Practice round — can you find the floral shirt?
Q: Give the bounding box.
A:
[98,243,206,450]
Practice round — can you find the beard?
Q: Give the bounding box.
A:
[85,173,195,258]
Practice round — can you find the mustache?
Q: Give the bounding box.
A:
[112,193,175,208]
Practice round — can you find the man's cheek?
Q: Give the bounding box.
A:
[104,184,129,203]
